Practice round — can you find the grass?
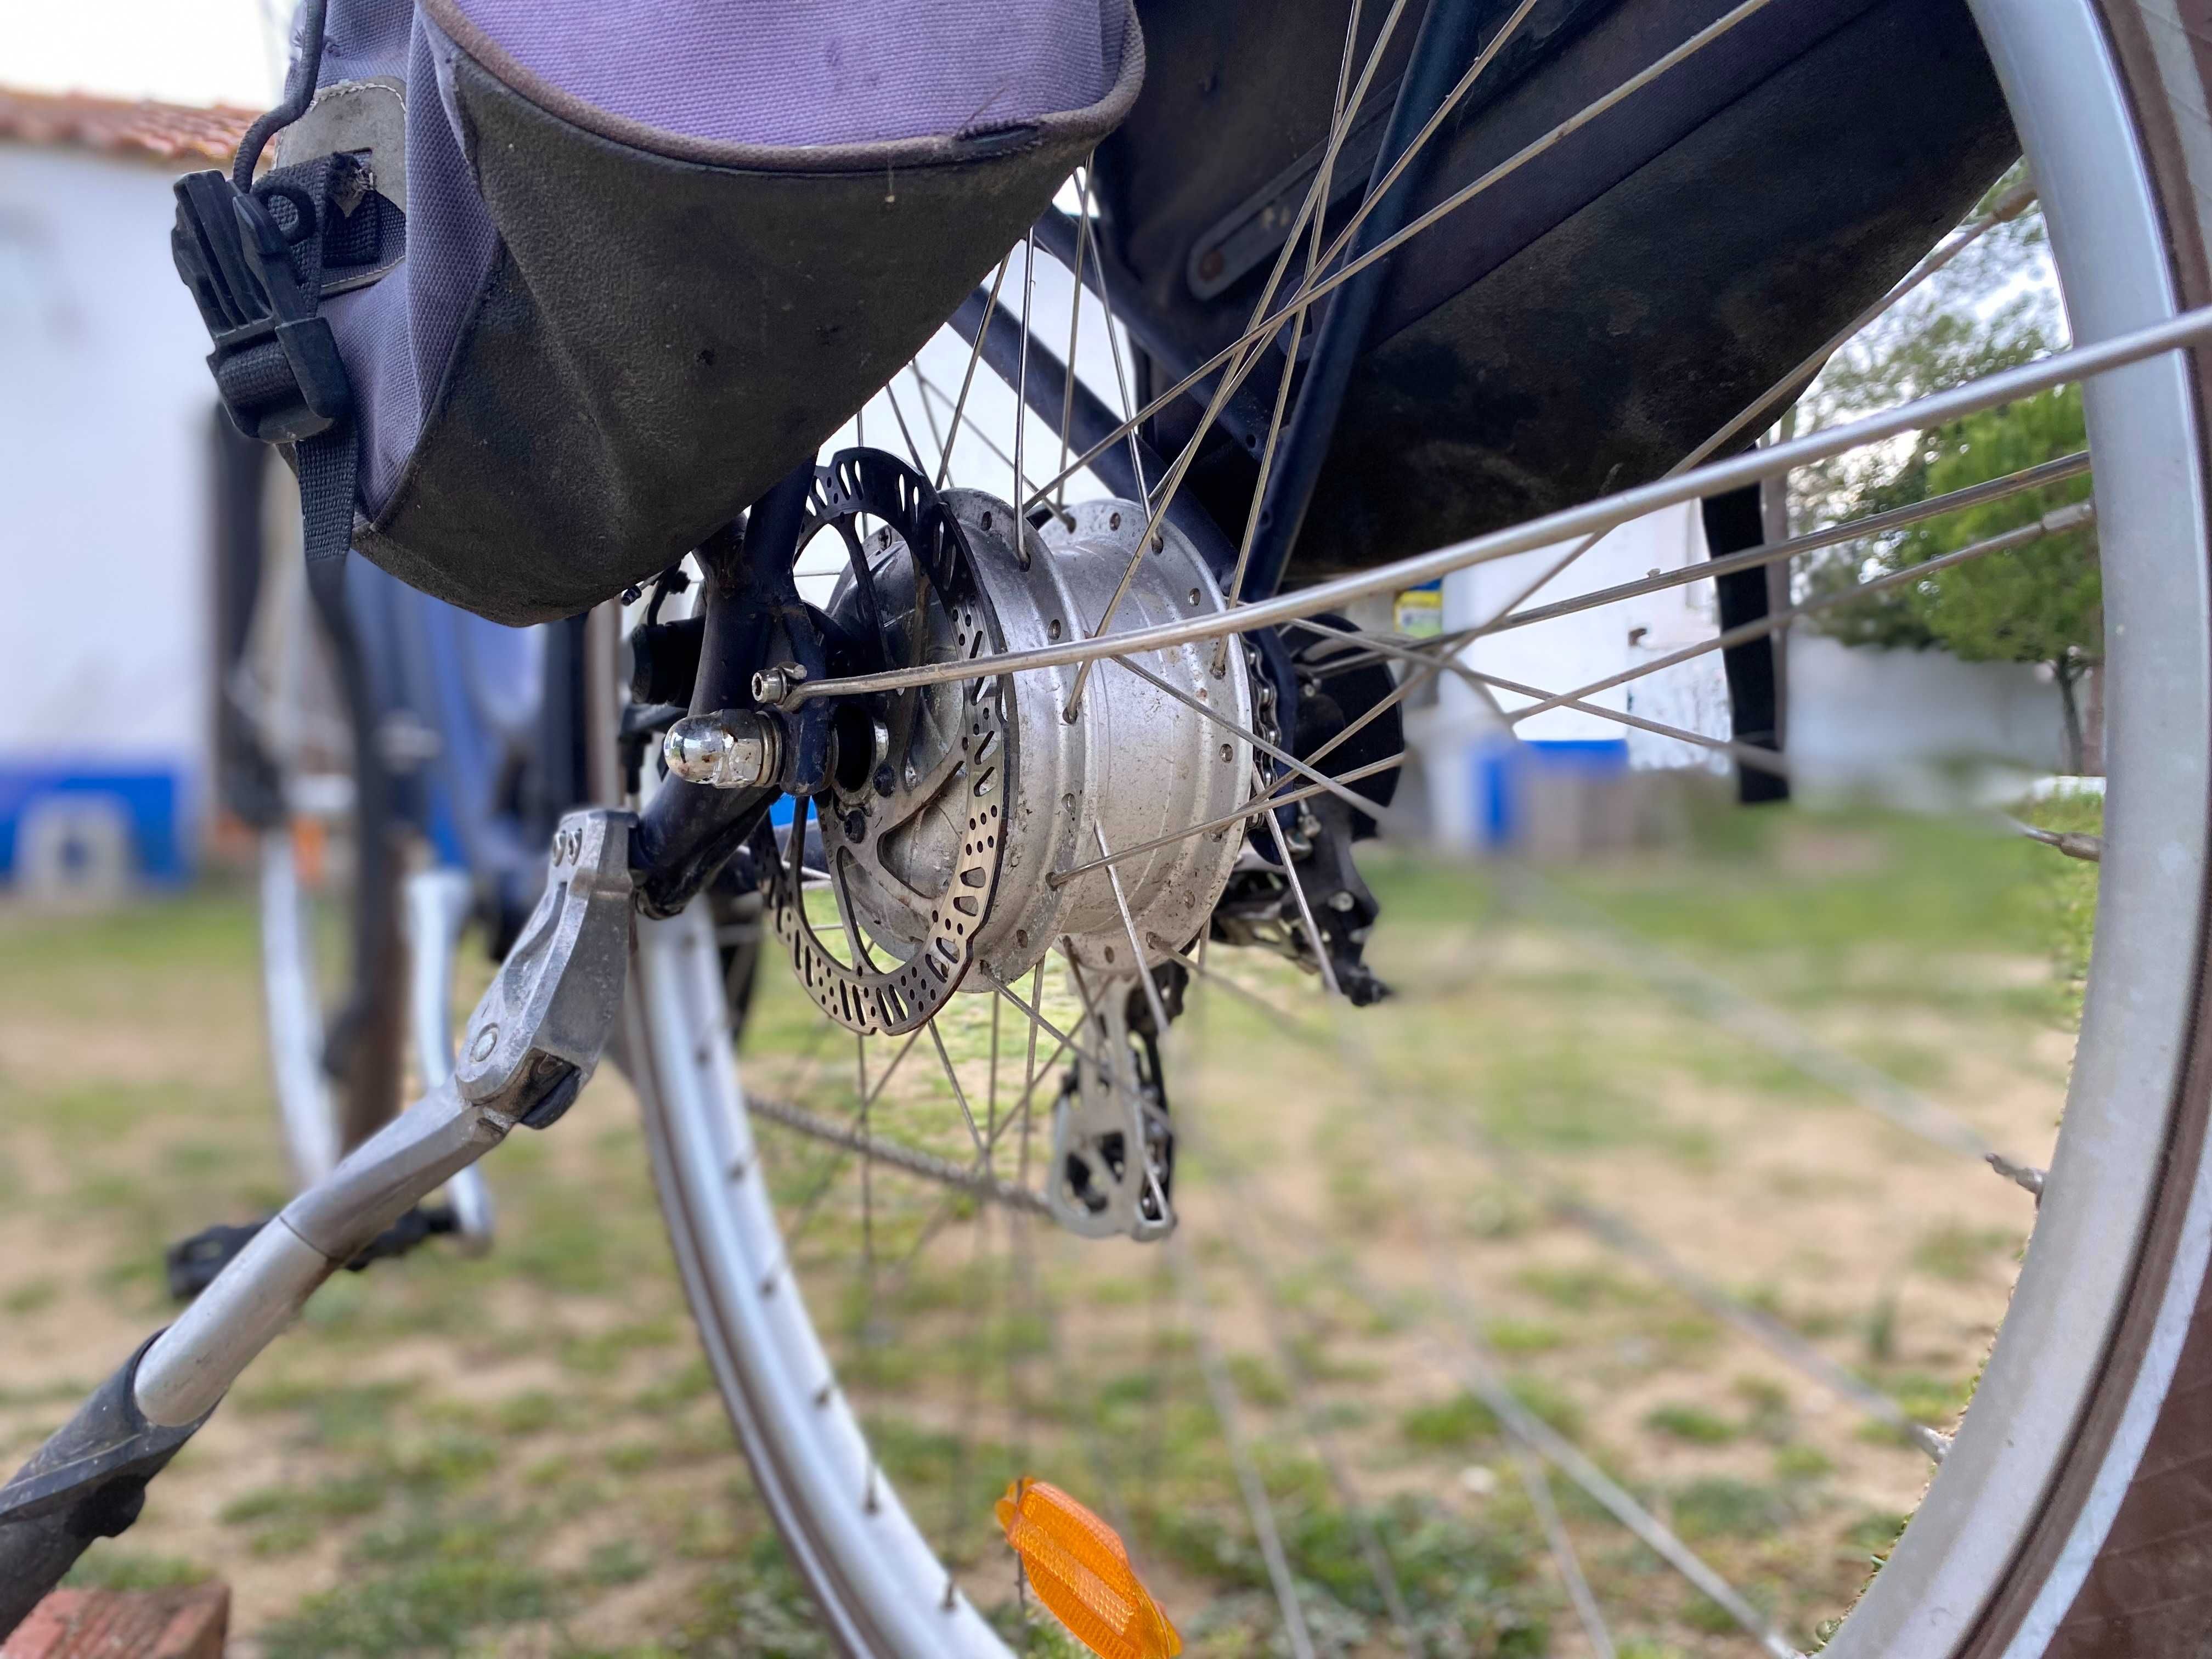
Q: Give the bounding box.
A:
[1911,1222,2017,1283]
[1644,1403,1739,1446]
[0,795,2089,1656]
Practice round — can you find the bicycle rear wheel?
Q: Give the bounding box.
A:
[620,2,2212,1652]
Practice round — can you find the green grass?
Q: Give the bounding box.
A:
[1643,1402,1739,1446]
[1670,1477,1799,1543]
[258,1510,557,1659]
[4,804,2091,1655]
[64,1549,213,1590]
[1912,1222,2018,1283]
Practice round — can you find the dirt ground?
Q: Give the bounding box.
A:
[0,803,2086,1657]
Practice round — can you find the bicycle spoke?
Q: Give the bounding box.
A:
[1506,1434,1617,1659]
[1018,961,1046,1188]
[2007,812,2103,862]
[1057,174,1088,511]
[936,253,1011,490]
[1049,750,1407,890]
[1167,944,1334,1051]
[1014,228,1037,521]
[859,1034,877,1341]
[1297,1061,1801,1658]
[1173,1237,1319,1659]
[1218,0,1378,620]
[989,970,1111,1075]
[1058,0,1415,716]
[1263,811,1344,1000]
[1300,0,1547,295]
[1468,667,1792,778]
[747,1092,1048,1214]
[1429,1271,1799,1658]
[1107,652,1410,831]
[1550,1187,1953,1460]
[1502,502,2094,725]
[1189,1107,1419,1647]
[1019,0,1781,517]
[1473,174,2042,634]
[926,1017,991,1162]
[788,311,2204,708]
[1521,872,2007,1164]
[881,375,930,476]
[1303,449,2092,663]
[910,363,946,476]
[1075,167,1150,503]
[1284,614,1792,778]
[913,366,1039,504]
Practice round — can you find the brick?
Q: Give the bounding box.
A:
[1,1585,228,1659]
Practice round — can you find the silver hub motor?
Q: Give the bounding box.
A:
[768,484,1255,1041]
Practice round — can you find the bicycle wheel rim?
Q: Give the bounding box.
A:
[628,906,1010,1656]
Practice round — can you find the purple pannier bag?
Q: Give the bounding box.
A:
[279,0,1142,623]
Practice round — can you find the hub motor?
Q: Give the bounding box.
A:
[764,453,1255,1038]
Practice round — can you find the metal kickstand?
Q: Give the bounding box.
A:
[0,809,635,1634]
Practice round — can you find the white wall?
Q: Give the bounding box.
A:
[1786,631,2064,797]
[1402,505,1733,847]
[1441,502,1731,759]
[0,143,217,870]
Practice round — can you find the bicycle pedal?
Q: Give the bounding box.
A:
[163,1223,264,1301]
[164,1205,462,1302]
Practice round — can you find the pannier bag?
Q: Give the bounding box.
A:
[184,0,1143,624]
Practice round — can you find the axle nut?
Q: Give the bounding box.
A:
[664,710,780,789]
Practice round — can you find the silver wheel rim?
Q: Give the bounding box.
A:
[618,3,2212,1650]
[258,827,342,1188]
[1833,4,2212,1654]
[628,906,1008,1657]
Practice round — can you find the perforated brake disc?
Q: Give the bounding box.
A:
[764,451,1011,1036]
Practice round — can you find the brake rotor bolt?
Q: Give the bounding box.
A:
[874,764,896,796]
[844,809,867,841]
[1328,891,1357,912]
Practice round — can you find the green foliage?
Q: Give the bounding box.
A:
[1795,167,2103,768]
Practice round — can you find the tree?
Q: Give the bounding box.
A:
[1797,168,2102,772]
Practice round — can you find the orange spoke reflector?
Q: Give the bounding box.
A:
[996,1477,1181,1659]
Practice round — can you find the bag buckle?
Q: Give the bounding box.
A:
[171,168,352,444]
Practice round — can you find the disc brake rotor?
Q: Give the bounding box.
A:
[765,451,1009,1036]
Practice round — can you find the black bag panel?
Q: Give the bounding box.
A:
[1102,0,2011,586]
[1269,0,2012,585]
[352,3,1142,624]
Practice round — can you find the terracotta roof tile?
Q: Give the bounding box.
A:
[0,86,259,168]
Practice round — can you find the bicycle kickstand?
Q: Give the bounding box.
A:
[0,809,636,1635]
